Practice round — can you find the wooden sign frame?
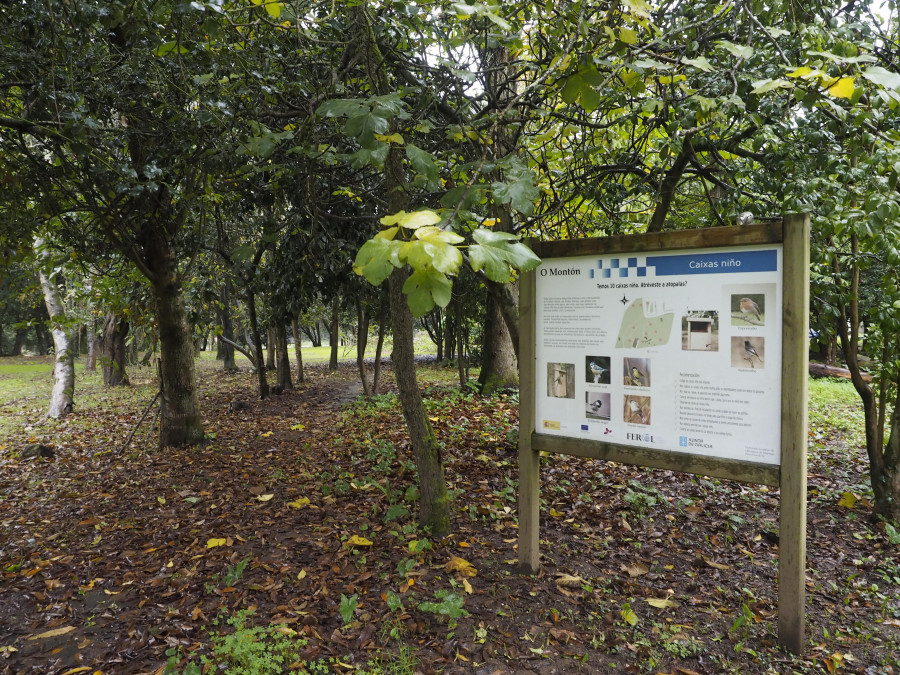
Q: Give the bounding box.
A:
[517,214,809,653]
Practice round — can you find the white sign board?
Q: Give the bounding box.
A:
[534,244,783,466]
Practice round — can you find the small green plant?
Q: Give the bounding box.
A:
[622,480,662,516]
[339,593,359,625]
[222,557,251,588]
[418,589,468,624]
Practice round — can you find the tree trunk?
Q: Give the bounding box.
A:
[100,312,130,386]
[85,318,98,371]
[478,288,518,395]
[11,327,26,356]
[390,268,450,535]
[329,294,340,370]
[266,326,276,371]
[220,279,238,371]
[245,287,269,399]
[34,323,51,355]
[275,322,293,391]
[456,293,467,388]
[356,298,371,397]
[291,318,305,384]
[372,293,387,394]
[35,239,74,418]
[151,266,204,447]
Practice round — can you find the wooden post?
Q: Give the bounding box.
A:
[518,266,540,573]
[778,212,810,654]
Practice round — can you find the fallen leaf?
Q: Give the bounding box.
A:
[555,574,585,588]
[261,431,274,437]
[60,668,92,675]
[207,538,227,548]
[290,423,305,431]
[837,491,858,509]
[623,562,649,577]
[297,569,307,581]
[346,535,373,547]
[677,668,704,675]
[446,555,477,577]
[703,557,732,571]
[28,626,76,640]
[549,508,564,518]
[646,596,679,609]
[620,605,639,626]
[0,646,17,654]
[462,578,473,594]
[157,496,165,505]
[287,497,311,509]
[257,494,274,502]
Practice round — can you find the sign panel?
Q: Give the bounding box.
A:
[533,243,783,465]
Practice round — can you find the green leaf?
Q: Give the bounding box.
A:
[619,28,638,45]
[403,268,452,316]
[405,144,439,186]
[750,78,791,94]
[154,41,188,56]
[469,228,540,282]
[492,158,539,215]
[415,225,464,244]
[682,56,714,72]
[316,99,364,118]
[264,1,283,18]
[353,238,402,286]
[381,210,442,230]
[717,40,753,60]
[401,239,461,275]
[863,66,900,90]
[620,603,639,626]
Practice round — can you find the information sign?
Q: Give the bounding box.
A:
[533,244,783,465]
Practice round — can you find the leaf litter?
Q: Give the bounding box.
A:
[0,360,897,673]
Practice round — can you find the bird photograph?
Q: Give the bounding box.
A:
[623,357,650,387]
[625,396,650,425]
[585,356,611,384]
[731,293,766,326]
[586,393,611,420]
[730,336,765,368]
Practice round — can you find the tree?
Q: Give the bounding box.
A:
[33,237,74,418]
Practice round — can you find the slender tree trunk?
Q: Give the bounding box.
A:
[456,293,467,388]
[478,289,518,394]
[35,239,74,418]
[329,294,340,370]
[291,318,305,384]
[275,322,293,391]
[356,298,371,396]
[266,326,276,371]
[100,312,130,386]
[11,328,26,356]
[220,279,238,371]
[372,293,387,394]
[245,287,269,399]
[390,268,450,535]
[85,318,98,371]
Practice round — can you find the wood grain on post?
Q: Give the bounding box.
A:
[778,213,810,654]
[517,265,540,573]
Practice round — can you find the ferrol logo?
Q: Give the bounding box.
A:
[626,432,654,443]
[539,267,581,277]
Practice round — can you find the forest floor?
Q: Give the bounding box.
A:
[0,356,898,675]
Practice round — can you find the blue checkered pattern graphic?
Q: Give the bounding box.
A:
[588,257,648,279]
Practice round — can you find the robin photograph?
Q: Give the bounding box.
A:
[730,292,767,326]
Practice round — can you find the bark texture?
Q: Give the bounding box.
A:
[274,322,293,391]
[101,313,130,386]
[291,319,305,384]
[36,241,74,418]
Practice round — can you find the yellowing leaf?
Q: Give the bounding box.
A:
[207,538,227,549]
[555,574,585,588]
[60,668,92,675]
[837,491,858,509]
[620,605,639,626]
[287,496,311,509]
[157,496,166,505]
[703,557,732,570]
[619,28,638,45]
[446,555,477,577]
[482,218,497,227]
[0,646,18,654]
[257,494,274,502]
[646,596,679,609]
[264,1,283,19]
[374,133,404,145]
[549,508,564,518]
[463,578,473,594]
[260,431,274,438]
[28,626,76,640]
[827,76,855,99]
[290,423,306,431]
[346,535,373,547]
[297,569,307,581]
[786,66,815,78]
